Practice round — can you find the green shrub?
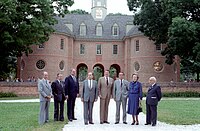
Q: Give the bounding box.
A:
[143,91,200,97]
[0,92,17,98]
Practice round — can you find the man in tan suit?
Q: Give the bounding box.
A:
[98,70,114,124]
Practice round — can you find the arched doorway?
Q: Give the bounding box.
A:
[110,64,121,80]
[93,64,104,81]
[77,63,88,82]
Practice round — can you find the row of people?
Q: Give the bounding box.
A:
[38,69,162,127]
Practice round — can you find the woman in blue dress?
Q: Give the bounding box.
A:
[127,73,143,125]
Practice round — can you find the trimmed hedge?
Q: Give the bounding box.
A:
[0,92,17,98]
[143,91,200,97]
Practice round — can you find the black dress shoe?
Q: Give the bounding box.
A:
[100,122,104,124]
[54,119,58,121]
[89,122,94,124]
[115,122,119,124]
[69,119,73,122]
[45,120,49,123]
[60,119,64,121]
[73,118,77,120]
[136,122,139,125]
[123,122,127,124]
[104,121,110,124]
[152,124,156,126]
[131,120,135,125]
[145,123,151,125]
[85,123,88,125]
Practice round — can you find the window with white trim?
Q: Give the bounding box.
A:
[96,44,102,55]
[80,44,85,55]
[80,23,86,36]
[113,45,118,54]
[136,40,139,51]
[112,23,119,36]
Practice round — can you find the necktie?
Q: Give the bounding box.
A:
[59,81,62,87]
[106,77,108,86]
[149,85,153,90]
[73,76,76,82]
[90,80,92,89]
[121,79,123,87]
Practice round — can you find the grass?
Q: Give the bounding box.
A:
[0,103,67,131]
[0,98,200,130]
[141,98,200,125]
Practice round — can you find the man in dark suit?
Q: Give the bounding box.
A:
[81,72,98,125]
[145,76,162,126]
[64,69,79,121]
[51,73,65,121]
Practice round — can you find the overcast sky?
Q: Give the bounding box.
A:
[68,0,134,15]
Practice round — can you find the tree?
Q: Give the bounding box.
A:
[93,66,103,82]
[70,9,89,14]
[0,0,74,79]
[128,0,200,81]
[78,66,88,82]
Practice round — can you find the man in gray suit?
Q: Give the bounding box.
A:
[113,72,129,124]
[38,71,52,125]
[81,72,98,125]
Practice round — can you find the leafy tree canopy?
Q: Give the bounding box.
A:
[70,9,89,14]
[128,0,200,81]
[0,0,74,78]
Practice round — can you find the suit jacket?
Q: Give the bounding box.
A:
[64,75,79,98]
[38,78,52,102]
[98,77,114,99]
[146,83,162,105]
[81,79,98,102]
[51,80,65,102]
[113,79,129,101]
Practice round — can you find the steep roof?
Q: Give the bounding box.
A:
[126,25,143,37]
[53,14,142,40]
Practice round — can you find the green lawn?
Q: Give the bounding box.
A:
[0,98,200,130]
[142,98,200,125]
[0,103,67,131]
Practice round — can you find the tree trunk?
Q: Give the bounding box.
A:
[197,72,199,82]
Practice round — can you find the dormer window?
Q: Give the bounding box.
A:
[112,23,119,36]
[96,23,102,36]
[80,23,86,36]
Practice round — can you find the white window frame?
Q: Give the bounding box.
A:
[136,40,139,52]
[80,44,85,55]
[96,44,102,55]
[80,23,86,36]
[113,45,118,54]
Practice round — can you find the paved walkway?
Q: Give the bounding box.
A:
[62,99,200,131]
[1,98,200,131]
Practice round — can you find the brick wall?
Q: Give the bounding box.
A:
[142,82,200,93]
[19,33,180,83]
[0,82,200,97]
[0,82,38,97]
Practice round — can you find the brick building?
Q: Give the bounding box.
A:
[17,0,180,82]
